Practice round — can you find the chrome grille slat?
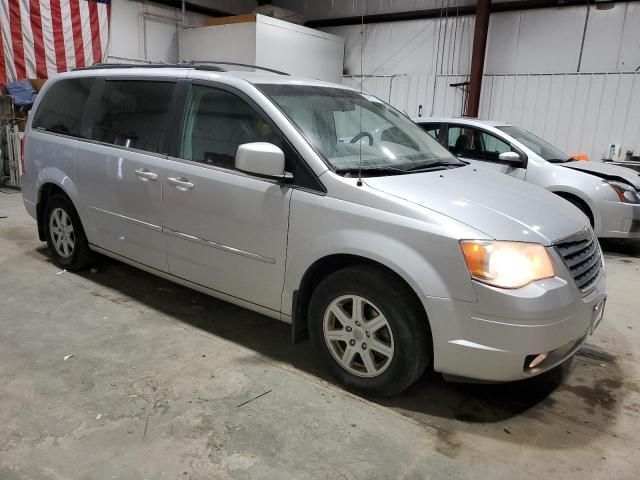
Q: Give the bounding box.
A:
[564,241,597,268]
[571,253,600,279]
[555,229,602,294]
[556,239,592,257]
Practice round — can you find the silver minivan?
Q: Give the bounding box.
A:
[21,65,606,396]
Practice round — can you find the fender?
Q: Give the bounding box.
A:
[545,185,600,233]
[36,167,93,242]
[283,228,478,319]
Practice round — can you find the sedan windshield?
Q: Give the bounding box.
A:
[257,84,463,175]
[498,126,571,163]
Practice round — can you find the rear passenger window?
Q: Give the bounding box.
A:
[179,85,283,170]
[32,78,94,137]
[92,81,175,154]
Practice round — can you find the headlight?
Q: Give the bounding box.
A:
[460,240,555,289]
[608,181,640,204]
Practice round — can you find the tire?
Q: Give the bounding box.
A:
[44,195,92,271]
[308,265,431,397]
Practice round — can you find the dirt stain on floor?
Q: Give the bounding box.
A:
[562,377,623,412]
[434,428,462,458]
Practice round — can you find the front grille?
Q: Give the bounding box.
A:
[555,229,602,293]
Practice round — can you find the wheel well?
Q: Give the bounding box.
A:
[291,254,430,343]
[36,183,69,241]
[553,192,594,227]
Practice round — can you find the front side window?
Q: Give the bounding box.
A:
[498,126,571,163]
[448,126,513,161]
[257,84,461,175]
[179,85,283,171]
[91,81,175,154]
[419,123,441,142]
[32,78,94,137]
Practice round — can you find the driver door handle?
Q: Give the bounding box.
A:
[167,177,194,190]
[135,168,158,181]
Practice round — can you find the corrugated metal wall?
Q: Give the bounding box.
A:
[335,2,640,161]
[480,73,640,159]
[345,71,640,161]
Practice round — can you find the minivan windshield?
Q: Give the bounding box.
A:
[257,84,463,175]
[498,126,571,163]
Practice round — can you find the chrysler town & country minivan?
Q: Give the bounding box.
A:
[21,65,606,396]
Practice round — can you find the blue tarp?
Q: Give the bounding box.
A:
[5,80,37,107]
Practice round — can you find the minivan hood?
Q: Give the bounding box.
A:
[364,166,588,245]
[560,161,640,190]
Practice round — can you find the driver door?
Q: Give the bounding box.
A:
[447,124,527,180]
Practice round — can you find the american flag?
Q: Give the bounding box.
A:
[0,0,111,84]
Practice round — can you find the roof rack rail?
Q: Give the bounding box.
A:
[181,61,290,76]
[73,61,289,75]
[72,63,226,72]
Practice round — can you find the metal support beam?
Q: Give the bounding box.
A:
[466,0,491,118]
[305,0,637,28]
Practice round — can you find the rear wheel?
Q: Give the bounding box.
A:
[44,195,92,270]
[308,265,431,397]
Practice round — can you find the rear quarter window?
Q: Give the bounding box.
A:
[32,78,95,137]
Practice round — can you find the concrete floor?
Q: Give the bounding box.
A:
[1,190,639,480]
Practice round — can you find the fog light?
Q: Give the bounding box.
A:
[528,352,549,369]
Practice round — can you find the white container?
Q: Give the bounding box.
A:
[179,14,345,83]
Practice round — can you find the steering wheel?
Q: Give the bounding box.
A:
[350,131,374,146]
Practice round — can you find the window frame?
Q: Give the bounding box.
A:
[170,79,326,194]
[446,123,528,167]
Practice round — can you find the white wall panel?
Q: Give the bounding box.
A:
[326,14,474,76]
[618,4,640,72]
[479,73,640,160]
[580,4,627,72]
[107,0,206,63]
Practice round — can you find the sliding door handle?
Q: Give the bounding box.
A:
[135,168,158,181]
[167,177,194,190]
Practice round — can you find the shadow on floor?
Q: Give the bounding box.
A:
[30,244,629,449]
[600,238,640,257]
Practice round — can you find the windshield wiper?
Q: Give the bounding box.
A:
[405,160,464,172]
[547,158,572,163]
[335,166,408,176]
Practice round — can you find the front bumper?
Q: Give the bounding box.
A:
[423,266,606,383]
[594,199,640,239]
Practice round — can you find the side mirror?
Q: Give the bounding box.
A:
[235,142,291,181]
[498,151,523,165]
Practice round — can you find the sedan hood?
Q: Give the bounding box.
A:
[364,166,588,245]
[560,161,640,190]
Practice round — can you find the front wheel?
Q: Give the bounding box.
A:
[308,265,431,397]
[44,195,92,270]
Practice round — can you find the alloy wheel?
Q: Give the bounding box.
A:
[49,208,75,258]
[322,295,395,378]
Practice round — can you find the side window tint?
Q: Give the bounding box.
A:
[32,78,94,137]
[180,85,283,171]
[92,81,175,154]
